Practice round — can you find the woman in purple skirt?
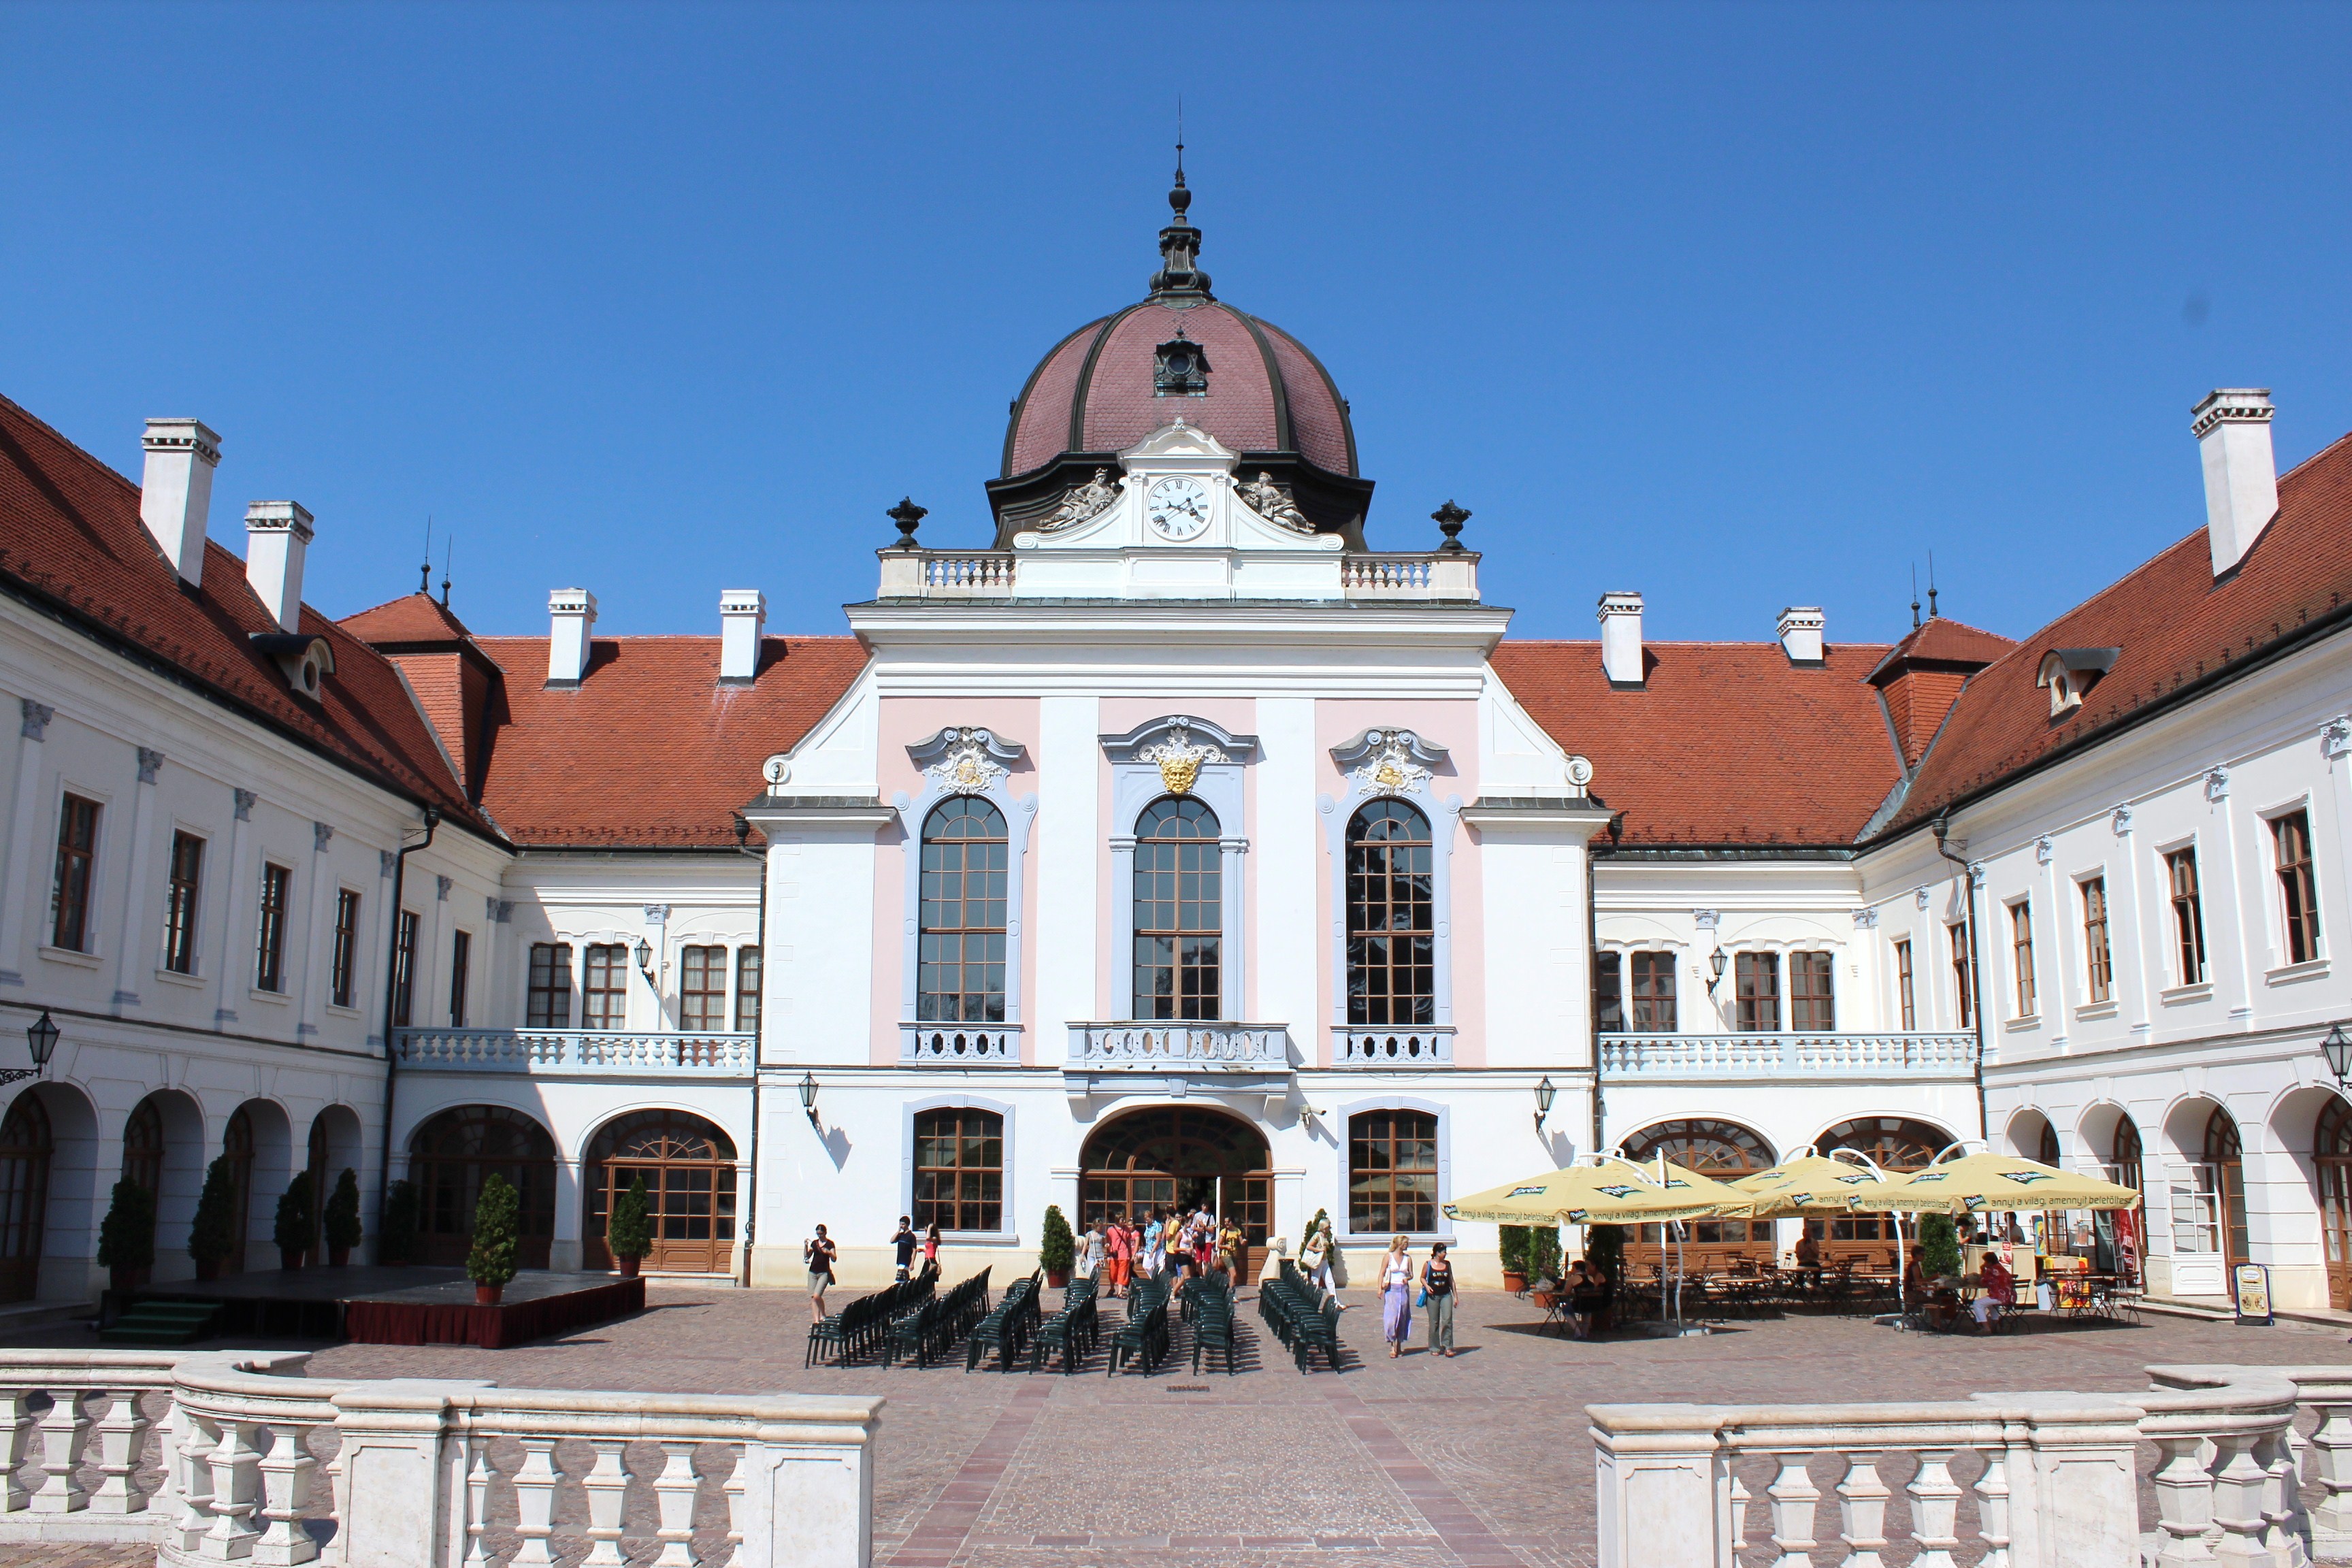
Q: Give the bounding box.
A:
[1380,1236,1414,1356]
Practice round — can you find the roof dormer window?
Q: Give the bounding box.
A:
[251,632,336,700]
[1154,330,1210,397]
[2036,647,2119,719]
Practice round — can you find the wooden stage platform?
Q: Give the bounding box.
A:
[113,1267,646,1348]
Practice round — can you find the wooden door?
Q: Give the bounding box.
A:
[583,1110,737,1274]
[0,1097,51,1303]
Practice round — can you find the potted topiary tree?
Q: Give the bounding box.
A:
[380,1179,419,1266]
[1527,1222,1562,1286]
[323,1168,363,1267]
[1039,1203,1075,1289]
[97,1179,156,1294]
[274,1171,315,1271]
[188,1156,238,1282]
[606,1173,653,1279]
[467,1173,520,1305]
[1499,1224,1530,1294]
[1919,1211,1962,1284]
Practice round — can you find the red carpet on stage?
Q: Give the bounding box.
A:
[344,1275,647,1349]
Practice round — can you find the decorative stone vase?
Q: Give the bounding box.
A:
[1501,1269,1529,1295]
[194,1257,223,1283]
[328,1246,351,1268]
[617,1256,642,1279]
[280,1247,306,1272]
[475,1284,503,1307]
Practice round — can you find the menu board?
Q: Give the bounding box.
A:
[2234,1263,2273,1326]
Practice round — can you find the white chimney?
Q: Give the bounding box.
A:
[1599,590,1645,687]
[243,500,313,632]
[546,589,598,687]
[140,419,220,585]
[1777,606,1825,665]
[719,589,766,684]
[2193,388,2278,577]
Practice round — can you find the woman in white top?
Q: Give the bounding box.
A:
[1380,1236,1414,1356]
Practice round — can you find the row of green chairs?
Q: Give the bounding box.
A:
[1028,1278,1100,1373]
[885,1267,994,1369]
[805,1273,936,1367]
[964,1271,1045,1372]
[1186,1275,1238,1374]
[1107,1279,1171,1375]
[1264,1262,1343,1372]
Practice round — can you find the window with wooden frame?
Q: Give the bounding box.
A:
[1949,920,1974,1028]
[918,798,1009,1023]
[2080,877,2113,1003]
[582,944,628,1030]
[1132,796,1222,1019]
[447,930,471,1026]
[1591,951,1623,1034]
[255,862,293,992]
[50,794,101,951]
[2274,810,2322,965]
[163,830,203,974]
[1894,938,1916,1030]
[2166,848,2208,984]
[734,946,761,1033]
[1734,951,1779,1032]
[680,945,728,1031]
[912,1107,1004,1233]
[526,943,573,1028]
[1788,951,1833,1032]
[1348,1109,1439,1235]
[2008,900,2036,1017]
[391,909,419,1027]
[1630,951,1678,1031]
[1345,800,1435,1026]
[329,888,361,1007]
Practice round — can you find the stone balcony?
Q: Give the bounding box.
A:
[394,1028,753,1077]
[877,549,1477,602]
[1332,1025,1456,1066]
[1062,1022,1293,1103]
[900,1022,1022,1064]
[1598,1032,1979,1081]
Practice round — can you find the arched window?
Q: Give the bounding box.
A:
[1132,798,1221,1019]
[1623,1119,1774,1250]
[585,1110,737,1274]
[919,798,1009,1023]
[0,1096,52,1303]
[1349,1110,1438,1235]
[122,1098,165,1195]
[1810,1117,1953,1256]
[2204,1107,2249,1268]
[407,1107,558,1269]
[2113,1116,2143,1192]
[2037,1118,2061,1168]
[2319,1100,2352,1309]
[914,1108,1004,1233]
[1347,801,1434,1026]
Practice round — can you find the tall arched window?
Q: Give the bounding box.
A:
[919,798,1009,1023]
[1132,798,1222,1019]
[122,1098,165,1195]
[2204,1107,2249,1269]
[584,1109,738,1274]
[914,1107,1004,1233]
[407,1106,559,1269]
[1623,1119,1774,1253]
[2319,1100,2352,1309]
[1810,1117,1953,1259]
[1347,801,1434,1026]
[1349,1109,1439,1235]
[0,1096,52,1303]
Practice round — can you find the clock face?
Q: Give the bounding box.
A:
[1147,476,1211,540]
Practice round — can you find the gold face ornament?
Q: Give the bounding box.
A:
[1157,754,1203,795]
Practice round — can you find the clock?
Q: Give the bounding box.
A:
[1147,476,1211,540]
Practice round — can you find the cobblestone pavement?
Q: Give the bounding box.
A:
[12,1282,2352,1567]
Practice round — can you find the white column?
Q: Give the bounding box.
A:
[108,749,165,1009]
[295,823,336,1039]
[1219,838,1249,1019]
[1033,696,1100,1058]
[0,700,54,985]
[365,849,395,1054]
[212,790,256,1026]
[1254,697,1317,1043]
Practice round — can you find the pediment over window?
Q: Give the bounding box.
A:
[1330,728,1450,796]
[1098,715,1261,764]
[907,727,1028,792]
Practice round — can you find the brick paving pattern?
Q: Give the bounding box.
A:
[12,1280,2352,1566]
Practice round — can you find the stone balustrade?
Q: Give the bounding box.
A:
[1590,1361,2330,1567]
[876,550,1017,598]
[1067,1022,1289,1068]
[395,1029,754,1077]
[0,1348,881,1567]
[1339,552,1480,600]
[1598,1031,1979,1080]
[1332,1026,1455,1066]
[898,1022,1020,1064]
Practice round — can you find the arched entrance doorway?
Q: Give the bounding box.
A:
[1810,1117,1955,1269]
[0,1095,52,1303]
[2317,1098,2352,1310]
[2195,1106,2251,1276]
[582,1110,738,1275]
[407,1107,557,1269]
[123,1099,165,1196]
[1081,1106,1271,1272]
[1620,1119,1774,1273]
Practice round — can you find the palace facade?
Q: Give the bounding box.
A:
[1,184,2347,1310]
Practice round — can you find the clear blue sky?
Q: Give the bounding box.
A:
[6,3,2350,647]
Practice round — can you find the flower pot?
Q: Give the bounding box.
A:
[279,1247,305,1272]
[194,1257,223,1283]
[617,1256,641,1279]
[1045,1269,1069,1290]
[1501,1269,1529,1295]
[110,1265,150,1294]
[328,1246,350,1268]
[474,1284,503,1307]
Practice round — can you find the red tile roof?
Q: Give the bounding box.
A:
[0,393,483,832]
[1886,431,2352,834]
[340,592,476,644]
[1491,640,1902,846]
[1865,617,2016,769]
[462,635,866,847]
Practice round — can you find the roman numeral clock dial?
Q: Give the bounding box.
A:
[1146,476,1211,541]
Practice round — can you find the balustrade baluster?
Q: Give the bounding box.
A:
[2209,1430,2273,1563]
[2255,1423,2310,1567]
[461,1437,494,1568]
[1766,1451,1820,1568]
[720,1448,747,1568]
[203,1418,265,1556]
[1,1390,31,1511]
[251,1420,318,1566]
[2309,1399,2352,1552]
[651,1440,700,1568]
[1904,1447,1961,1568]
[1728,1468,1750,1554]
[31,1388,91,1513]
[321,1442,346,1568]
[174,1409,220,1554]
[1835,1449,1889,1568]
[580,1438,631,1567]
[508,1436,564,1567]
[89,1388,151,1514]
[2149,1433,2217,1567]
[1974,1443,2012,1568]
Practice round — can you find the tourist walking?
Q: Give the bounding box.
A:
[1421,1242,1456,1357]
[1106,1215,1133,1296]
[923,1222,942,1276]
[891,1216,917,1282]
[1218,1215,1245,1290]
[1143,1210,1165,1279]
[804,1224,838,1326]
[1079,1218,1105,1284]
[1381,1236,1414,1356]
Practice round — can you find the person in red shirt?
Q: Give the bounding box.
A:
[1105,1214,1134,1297]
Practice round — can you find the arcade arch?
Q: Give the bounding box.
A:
[1808,1116,1957,1267]
[1079,1105,1270,1266]
[406,1106,557,1269]
[1620,1117,1775,1271]
[581,1109,738,1275]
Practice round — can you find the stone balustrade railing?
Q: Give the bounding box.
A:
[0,1348,881,1567]
[395,1029,754,1076]
[1598,1031,1980,1079]
[899,1022,1020,1064]
[1333,1026,1455,1066]
[1590,1361,2342,1567]
[877,549,1017,598]
[1339,551,1479,600]
[1068,1022,1289,1068]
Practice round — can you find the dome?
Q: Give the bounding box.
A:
[985,168,1374,547]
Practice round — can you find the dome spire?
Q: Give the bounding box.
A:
[1149,125,1211,298]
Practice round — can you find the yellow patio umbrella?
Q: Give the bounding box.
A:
[1862,1147,2142,1215]
[1733,1148,1913,1219]
[1443,1153,1748,1226]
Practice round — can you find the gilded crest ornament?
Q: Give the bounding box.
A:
[926,728,1007,793]
[1137,717,1225,796]
[1349,729,1432,796]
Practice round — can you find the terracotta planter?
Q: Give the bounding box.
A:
[110,1265,150,1294]
[474,1284,503,1306]
[280,1247,306,1272]
[1501,1269,1529,1295]
[1045,1269,1070,1289]
[194,1257,223,1283]
[617,1256,641,1279]
[328,1246,350,1268]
